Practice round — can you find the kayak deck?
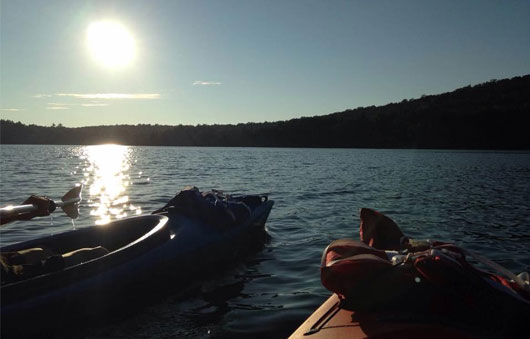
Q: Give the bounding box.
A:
[289,294,477,339]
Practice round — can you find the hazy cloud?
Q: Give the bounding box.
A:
[46,106,69,110]
[193,81,222,86]
[56,93,160,99]
[47,102,77,106]
[81,103,109,107]
[43,102,109,110]
[1,108,23,111]
[45,102,109,108]
[34,93,160,100]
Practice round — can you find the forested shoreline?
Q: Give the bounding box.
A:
[1,75,529,149]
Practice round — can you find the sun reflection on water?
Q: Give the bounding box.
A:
[80,144,142,225]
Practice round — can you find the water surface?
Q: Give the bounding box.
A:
[1,145,529,338]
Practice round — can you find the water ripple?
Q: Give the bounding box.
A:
[1,146,529,338]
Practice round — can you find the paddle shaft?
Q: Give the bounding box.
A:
[0,197,80,218]
[0,186,82,225]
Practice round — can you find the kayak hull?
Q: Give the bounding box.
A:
[1,199,274,334]
[1,215,171,328]
[289,294,477,339]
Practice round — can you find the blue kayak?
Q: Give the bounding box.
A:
[1,191,273,333]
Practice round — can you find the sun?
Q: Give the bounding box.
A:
[86,21,135,69]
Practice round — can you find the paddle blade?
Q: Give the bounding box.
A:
[61,185,82,219]
[62,185,82,203]
[62,204,79,219]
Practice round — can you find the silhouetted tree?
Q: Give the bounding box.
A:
[1,75,529,149]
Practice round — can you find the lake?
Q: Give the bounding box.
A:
[1,145,529,338]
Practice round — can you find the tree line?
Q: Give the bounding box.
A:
[1,75,529,149]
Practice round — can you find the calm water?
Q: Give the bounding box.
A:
[1,145,530,338]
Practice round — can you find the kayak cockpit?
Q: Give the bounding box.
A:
[1,214,170,286]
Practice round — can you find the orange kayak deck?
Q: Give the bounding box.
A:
[289,294,478,339]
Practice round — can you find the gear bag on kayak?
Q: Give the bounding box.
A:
[321,208,530,333]
[152,186,266,229]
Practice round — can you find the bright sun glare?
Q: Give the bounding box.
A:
[86,21,135,69]
[81,144,142,225]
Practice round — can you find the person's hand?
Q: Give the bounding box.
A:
[20,195,56,219]
[0,195,56,225]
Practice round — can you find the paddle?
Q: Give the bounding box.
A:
[0,185,83,225]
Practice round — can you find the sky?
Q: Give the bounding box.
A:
[1,0,529,127]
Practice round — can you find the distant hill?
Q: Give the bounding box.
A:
[1,75,529,149]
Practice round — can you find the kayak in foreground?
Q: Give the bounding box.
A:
[291,208,530,338]
[1,187,273,335]
[1,214,170,332]
[290,293,477,339]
